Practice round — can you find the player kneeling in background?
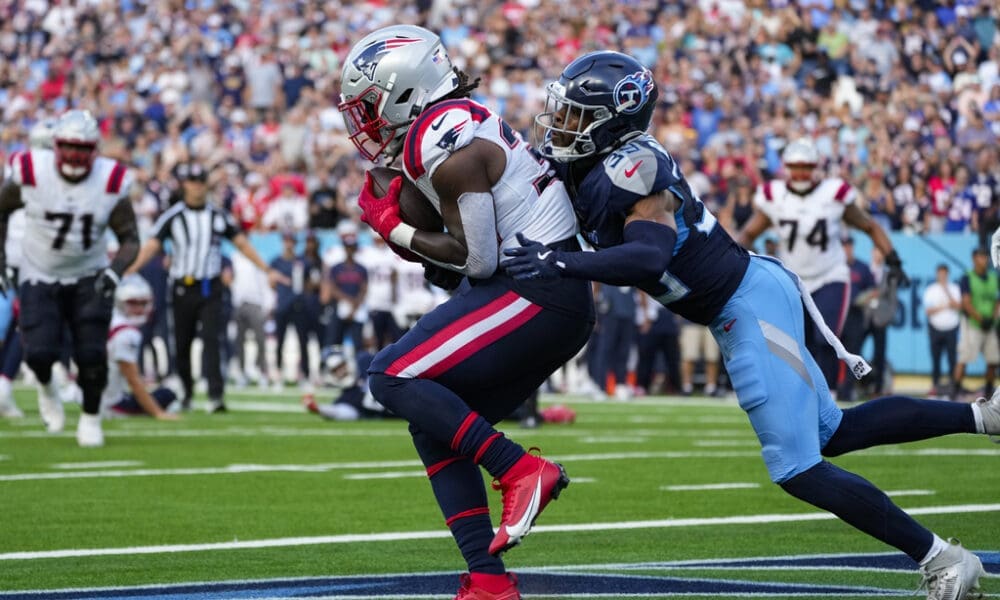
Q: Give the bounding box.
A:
[303,347,389,421]
[101,275,181,421]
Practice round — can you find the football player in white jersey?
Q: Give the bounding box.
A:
[0,110,141,447]
[739,138,908,390]
[339,25,594,599]
[101,275,180,420]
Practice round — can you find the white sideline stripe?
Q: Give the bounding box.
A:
[50,460,144,470]
[343,471,425,480]
[2,503,997,561]
[1,447,997,482]
[579,436,649,443]
[885,489,935,497]
[661,483,760,491]
[693,440,759,447]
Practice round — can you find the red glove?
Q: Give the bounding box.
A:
[358,172,404,241]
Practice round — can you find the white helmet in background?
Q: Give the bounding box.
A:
[781,137,821,194]
[321,345,356,388]
[29,118,58,149]
[338,25,458,161]
[114,274,153,326]
[54,110,100,182]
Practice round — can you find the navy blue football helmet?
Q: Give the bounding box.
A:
[535,51,658,162]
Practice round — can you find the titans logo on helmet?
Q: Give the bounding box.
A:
[352,37,422,81]
[613,70,654,115]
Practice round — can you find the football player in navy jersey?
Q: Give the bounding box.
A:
[502,50,998,600]
[338,25,594,599]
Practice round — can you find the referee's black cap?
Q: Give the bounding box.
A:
[175,161,209,182]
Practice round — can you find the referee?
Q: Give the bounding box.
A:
[128,162,276,413]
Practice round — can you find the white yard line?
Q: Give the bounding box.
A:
[885,490,936,497]
[661,483,761,491]
[0,448,995,483]
[2,503,997,561]
[50,461,144,470]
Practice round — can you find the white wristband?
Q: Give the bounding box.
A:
[388,222,417,249]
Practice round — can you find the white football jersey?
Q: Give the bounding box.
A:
[400,98,578,262]
[355,243,397,312]
[101,313,141,411]
[8,150,132,284]
[754,178,855,292]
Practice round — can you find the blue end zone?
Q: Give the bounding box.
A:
[1,553,994,599]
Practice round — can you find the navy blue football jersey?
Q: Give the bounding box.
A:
[557,134,749,324]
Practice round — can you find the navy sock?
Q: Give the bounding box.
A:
[370,374,523,477]
[780,461,932,562]
[824,396,976,457]
[414,429,505,575]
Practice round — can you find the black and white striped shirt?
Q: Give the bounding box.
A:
[150,202,240,281]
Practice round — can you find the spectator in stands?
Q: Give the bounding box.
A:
[924,264,963,398]
[679,320,721,397]
[952,247,999,400]
[271,232,315,386]
[321,223,367,352]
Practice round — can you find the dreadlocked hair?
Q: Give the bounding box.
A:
[443,67,481,100]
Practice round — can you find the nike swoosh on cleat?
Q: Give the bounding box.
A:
[537,251,552,260]
[505,477,543,539]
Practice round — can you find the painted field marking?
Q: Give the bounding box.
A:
[1,503,997,561]
[661,483,761,491]
[343,471,426,480]
[579,437,650,444]
[885,490,935,497]
[693,440,758,447]
[0,447,996,483]
[50,461,144,470]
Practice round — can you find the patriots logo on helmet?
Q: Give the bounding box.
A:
[353,37,423,81]
[613,70,655,115]
[435,121,467,150]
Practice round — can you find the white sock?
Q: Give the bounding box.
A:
[971,403,986,434]
[0,376,11,400]
[919,535,951,566]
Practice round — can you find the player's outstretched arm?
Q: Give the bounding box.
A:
[503,192,677,285]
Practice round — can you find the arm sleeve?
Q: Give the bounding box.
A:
[558,220,677,286]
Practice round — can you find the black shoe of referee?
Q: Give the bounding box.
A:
[207,399,227,414]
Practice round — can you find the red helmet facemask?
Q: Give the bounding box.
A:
[338,86,401,161]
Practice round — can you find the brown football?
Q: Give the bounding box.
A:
[367,167,444,232]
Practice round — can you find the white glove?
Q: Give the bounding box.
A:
[991,226,1000,270]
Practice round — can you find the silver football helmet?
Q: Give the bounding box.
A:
[781,138,821,194]
[114,274,153,326]
[338,25,458,161]
[29,117,58,149]
[53,109,100,181]
[321,345,356,388]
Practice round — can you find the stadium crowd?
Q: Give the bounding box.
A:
[0,0,998,400]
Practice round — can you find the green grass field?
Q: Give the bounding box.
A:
[0,387,997,599]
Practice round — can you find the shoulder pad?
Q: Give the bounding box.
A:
[402,99,491,181]
[601,141,663,197]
